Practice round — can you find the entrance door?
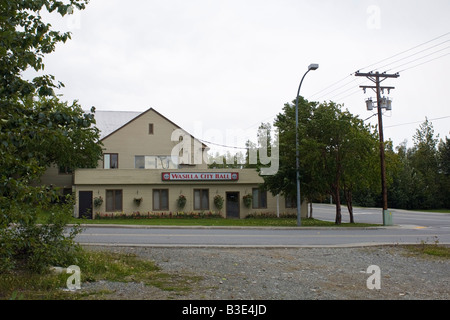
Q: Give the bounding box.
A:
[226,192,240,219]
[79,191,93,219]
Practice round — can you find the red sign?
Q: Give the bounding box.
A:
[162,172,239,181]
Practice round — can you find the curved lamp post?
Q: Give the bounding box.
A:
[296,63,319,226]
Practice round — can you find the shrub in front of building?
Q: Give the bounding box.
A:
[94,211,223,220]
[245,212,297,219]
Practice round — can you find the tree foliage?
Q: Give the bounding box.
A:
[259,97,449,225]
[0,0,101,272]
[262,98,379,224]
[385,119,449,210]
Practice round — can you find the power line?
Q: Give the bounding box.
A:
[308,74,353,99]
[395,52,450,74]
[378,41,450,71]
[385,115,450,129]
[332,88,365,103]
[199,138,248,150]
[358,31,450,72]
[324,33,450,103]
[313,77,358,100]
[315,33,450,103]
[224,32,450,146]
[364,113,378,122]
[386,45,450,73]
[323,78,370,102]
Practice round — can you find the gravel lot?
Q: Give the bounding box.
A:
[79,245,449,300]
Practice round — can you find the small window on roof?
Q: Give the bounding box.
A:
[149,123,154,135]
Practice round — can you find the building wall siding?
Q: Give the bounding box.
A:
[99,109,208,169]
[75,183,301,219]
[40,108,306,220]
[36,164,73,189]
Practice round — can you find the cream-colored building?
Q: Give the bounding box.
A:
[41,108,305,219]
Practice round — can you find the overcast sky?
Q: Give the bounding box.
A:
[41,0,450,154]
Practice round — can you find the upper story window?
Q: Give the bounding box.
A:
[104,153,118,169]
[135,155,178,169]
[58,166,73,175]
[149,123,154,135]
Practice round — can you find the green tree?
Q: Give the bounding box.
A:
[384,141,409,209]
[262,98,379,224]
[305,102,373,224]
[408,118,440,209]
[387,120,448,210]
[340,115,379,222]
[438,137,450,208]
[261,97,320,208]
[0,0,101,272]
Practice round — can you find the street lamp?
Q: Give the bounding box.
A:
[296,63,319,226]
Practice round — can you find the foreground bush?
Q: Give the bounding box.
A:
[0,201,83,274]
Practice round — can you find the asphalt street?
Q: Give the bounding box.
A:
[75,204,450,248]
[310,203,450,228]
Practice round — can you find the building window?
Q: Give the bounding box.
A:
[135,156,145,169]
[252,188,267,209]
[58,166,73,175]
[153,189,169,210]
[106,190,122,212]
[104,153,118,169]
[149,123,154,135]
[134,155,178,169]
[285,195,297,208]
[194,189,209,210]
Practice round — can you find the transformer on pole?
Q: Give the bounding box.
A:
[355,71,400,226]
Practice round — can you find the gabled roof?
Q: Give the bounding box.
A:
[93,110,141,139]
[92,107,208,149]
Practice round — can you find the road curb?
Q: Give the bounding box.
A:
[70,224,394,231]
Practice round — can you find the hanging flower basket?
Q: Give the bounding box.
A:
[94,196,103,207]
[214,194,224,210]
[243,194,252,208]
[177,194,186,209]
[133,197,143,206]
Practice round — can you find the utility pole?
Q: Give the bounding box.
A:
[355,71,399,226]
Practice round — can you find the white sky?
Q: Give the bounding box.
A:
[41,0,450,154]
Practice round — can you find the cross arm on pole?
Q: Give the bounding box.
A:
[355,71,400,78]
[360,85,395,94]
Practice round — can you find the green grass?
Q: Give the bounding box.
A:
[0,249,201,300]
[36,204,382,227]
[65,216,379,228]
[82,217,379,227]
[418,209,450,214]
[402,243,450,259]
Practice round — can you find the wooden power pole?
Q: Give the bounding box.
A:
[355,71,399,226]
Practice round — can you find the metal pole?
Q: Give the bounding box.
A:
[296,69,311,227]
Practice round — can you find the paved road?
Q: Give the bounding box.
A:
[310,203,450,228]
[75,204,450,247]
[76,225,450,247]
